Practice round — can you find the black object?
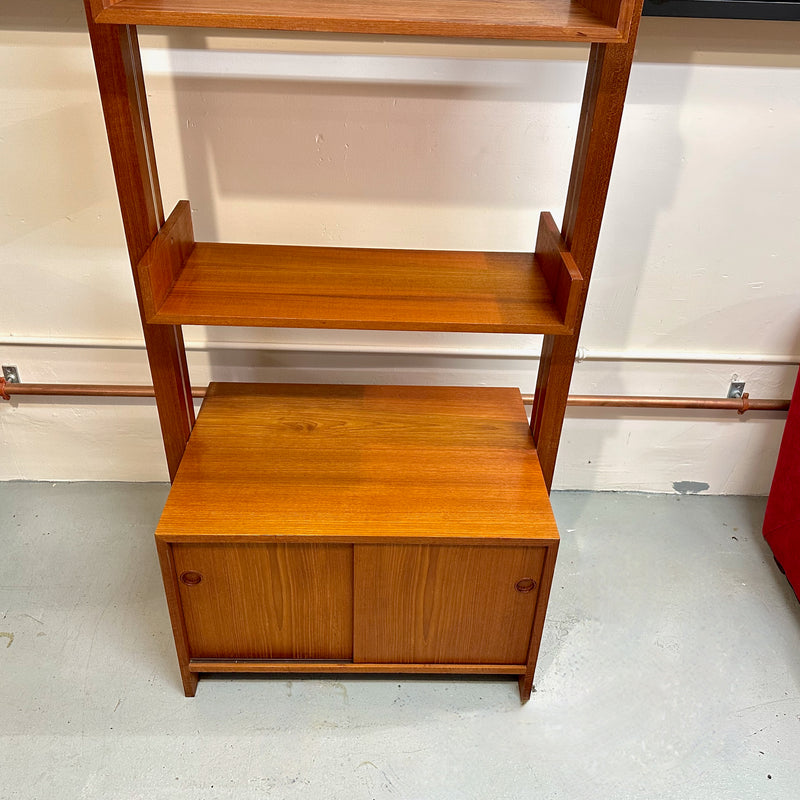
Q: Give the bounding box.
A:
[643,0,800,21]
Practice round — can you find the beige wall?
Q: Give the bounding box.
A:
[2,7,799,491]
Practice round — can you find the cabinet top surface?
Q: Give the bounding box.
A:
[94,0,628,42]
[156,383,559,543]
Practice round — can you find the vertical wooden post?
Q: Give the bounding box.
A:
[518,540,559,703]
[155,539,198,696]
[83,4,194,481]
[531,3,644,491]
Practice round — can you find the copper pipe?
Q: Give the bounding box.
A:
[562,394,789,413]
[2,382,207,399]
[0,381,790,414]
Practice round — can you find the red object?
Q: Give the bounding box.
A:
[763,368,800,600]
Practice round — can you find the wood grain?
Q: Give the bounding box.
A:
[535,211,582,330]
[82,5,194,480]
[156,539,198,695]
[94,0,629,42]
[354,545,547,664]
[155,383,561,544]
[145,237,573,334]
[137,200,194,319]
[583,0,635,30]
[519,540,558,702]
[530,0,644,489]
[87,1,112,23]
[172,543,353,659]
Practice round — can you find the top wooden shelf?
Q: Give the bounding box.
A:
[92,0,634,42]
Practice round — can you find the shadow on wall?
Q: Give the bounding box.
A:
[0,103,111,248]
[161,37,588,244]
[1,0,90,32]
[561,20,800,491]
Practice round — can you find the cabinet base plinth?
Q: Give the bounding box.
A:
[188,660,527,675]
[183,661,534,701]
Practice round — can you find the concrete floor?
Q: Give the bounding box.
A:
[1,483,799,799]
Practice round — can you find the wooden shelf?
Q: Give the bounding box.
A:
[92,0,633,42]
[138,201,582,334]
[156,382,561,544]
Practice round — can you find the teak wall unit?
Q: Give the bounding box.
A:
[83,0,644,702]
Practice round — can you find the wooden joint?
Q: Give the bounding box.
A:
[137,200,195,322]
[581,0,636,37]
[535,212,583,333]
[87,0,116,21]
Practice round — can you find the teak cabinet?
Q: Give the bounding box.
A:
[83,0,644,703]
[155,383,558,695]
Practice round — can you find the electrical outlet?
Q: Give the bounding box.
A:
[727,381,746,399]
[2,365,20,384]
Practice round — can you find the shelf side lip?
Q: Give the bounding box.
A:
[535,211,584,333]
[137,199,195,320]
[94,0,627,42]
[583,0,636,34]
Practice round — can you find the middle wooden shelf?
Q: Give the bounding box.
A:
[138,200,582,334]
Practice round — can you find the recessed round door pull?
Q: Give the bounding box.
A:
[515,578,536,593]
[180,571,203,586]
